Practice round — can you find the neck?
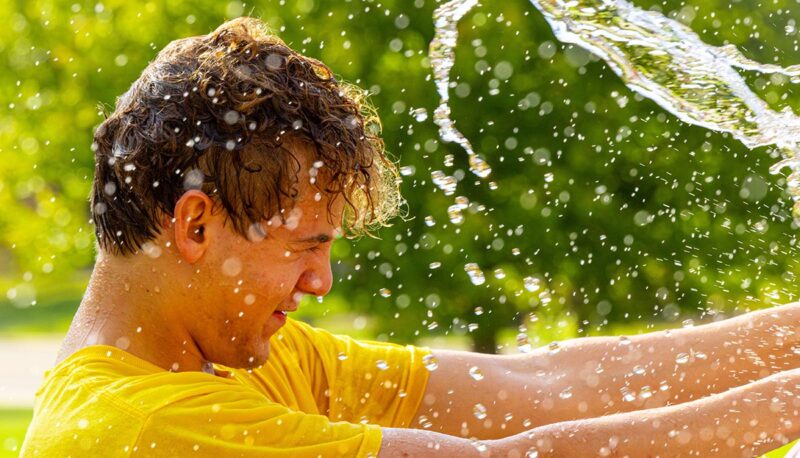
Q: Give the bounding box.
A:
[58,251,212,373]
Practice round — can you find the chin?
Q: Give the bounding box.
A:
[211,340,270,369]
[241,340,271,369]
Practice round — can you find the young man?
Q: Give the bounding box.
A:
[20,17,800,457]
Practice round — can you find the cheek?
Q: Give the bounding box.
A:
[237,267,299,301]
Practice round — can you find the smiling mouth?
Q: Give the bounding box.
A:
[269,310,288,327]
[272,294,302,319]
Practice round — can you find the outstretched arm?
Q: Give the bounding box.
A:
[383,368,800,457]
[415,302,800,439]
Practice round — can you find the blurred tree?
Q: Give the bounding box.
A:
[1,0,800,353]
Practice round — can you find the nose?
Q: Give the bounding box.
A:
[297,253,333,297]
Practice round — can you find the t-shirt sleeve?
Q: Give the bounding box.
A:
[134,385,382,458]
[285,319,431,428]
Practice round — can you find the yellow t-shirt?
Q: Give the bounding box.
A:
[20,318,431,457]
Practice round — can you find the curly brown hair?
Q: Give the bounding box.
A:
[90,17,401,255]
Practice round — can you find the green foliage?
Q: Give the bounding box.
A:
[2,0,800,354]
[0,409,32,457]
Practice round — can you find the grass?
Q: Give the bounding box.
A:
[0,299,77,336]
[0,275,86,337]
[0,409,31,458]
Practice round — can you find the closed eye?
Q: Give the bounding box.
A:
[289,234,333,253]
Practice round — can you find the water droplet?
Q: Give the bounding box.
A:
[548,341,561,355]
[474,306,484,316]
[469,366,484,381]
[471,439,488,453]
[639,386,653,399]
[523,276,541,292]
[469,154,492,178]
[517,333,532,353]
[379,288,392,298]
[247,222,267,242]
[448,205,465,225]
[559,387,573,399]
[473,403,487,420]
[621,388,636,402]
[526,449,539,458]
[141,242,162,259]
[464,263,486,285]
[675,353,690,364]
[618,336,631,346]
[376,360,389,371]
[417,415,433,429]
[431,170,458,195]
[223,110,240,125]
[114,336,130,351]
[399,165,416,176]
[411,107,428,122]
[454,195,469,207]
[423,354,439,371]
[103,181,117,196]
[538,290,552,304]
[337,352,348,361]
[222,257,242,277]
[182,168,204,190]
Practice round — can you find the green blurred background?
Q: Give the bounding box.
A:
[1,0,799,455]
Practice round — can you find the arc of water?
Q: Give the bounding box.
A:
[530,0,800,153]
[430,0,492,180]
[430,0,800,216]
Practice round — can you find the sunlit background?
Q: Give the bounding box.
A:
[2,0,799,455]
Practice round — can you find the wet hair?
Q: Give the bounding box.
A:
[90,16,401,255]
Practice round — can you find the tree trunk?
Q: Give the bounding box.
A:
[471,327,497,354]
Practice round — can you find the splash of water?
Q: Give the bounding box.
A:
[429,0,493,182]
[430,0,800,217]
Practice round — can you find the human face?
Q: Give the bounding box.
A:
[189,180,342,369]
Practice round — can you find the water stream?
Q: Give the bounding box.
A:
[430,0,800,218]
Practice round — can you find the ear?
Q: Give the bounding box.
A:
[173,190,215,263]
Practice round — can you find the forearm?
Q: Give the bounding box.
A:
[379,427,487,457]
[494,368,800,457]
[416,303,800,439]
[514,302,800,425]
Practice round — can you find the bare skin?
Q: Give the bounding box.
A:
[381,368,800,457]
[415,303,800,439]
